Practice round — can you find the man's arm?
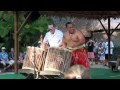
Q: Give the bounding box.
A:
[43,33,49,49]
[58,31,64,47]
[59,34,67,48]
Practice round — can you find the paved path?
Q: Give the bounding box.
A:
[90,63,120,70]
[90,64,109,69]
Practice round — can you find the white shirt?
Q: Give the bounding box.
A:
[43,29,63,47]
[104,41,114,54]
[93,42,99,53]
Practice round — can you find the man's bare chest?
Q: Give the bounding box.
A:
[65,34,79,42]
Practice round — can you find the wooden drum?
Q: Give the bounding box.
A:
[44,47,72,73]
[22,46,47,71]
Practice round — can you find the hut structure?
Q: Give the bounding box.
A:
[13,11,120,73]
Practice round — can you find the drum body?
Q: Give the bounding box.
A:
[44,47,72,73]
[22,46,47,71]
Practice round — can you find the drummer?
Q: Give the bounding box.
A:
[42,23,63,49]
[62,22,90,69]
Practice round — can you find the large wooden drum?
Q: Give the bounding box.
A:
[44,47,72,73]
[22,46,47,71]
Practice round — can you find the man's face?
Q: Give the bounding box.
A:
[2,49,5,52]
[106,38,108,41]
[11,48,14,52]
[48,25,55,34]
[66,24,75,34]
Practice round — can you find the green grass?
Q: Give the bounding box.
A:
[91,68,120,79]
[0,73,26,79]
[0,68,120,79]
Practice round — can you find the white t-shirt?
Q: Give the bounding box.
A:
[93,42,99,53]
[43,29,63,47]
[104,41,114,54]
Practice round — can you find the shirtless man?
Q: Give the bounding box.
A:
[62,22,90,69]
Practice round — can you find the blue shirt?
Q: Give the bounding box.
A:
[0,52,9,61]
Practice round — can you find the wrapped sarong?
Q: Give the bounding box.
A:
[67,45,90,69]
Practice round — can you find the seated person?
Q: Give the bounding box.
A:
[18,52,24,64]
[9,48,14,61]
[0,47,9,66]
[0,47,14,72]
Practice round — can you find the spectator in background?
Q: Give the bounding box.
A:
[0,47,14,72]
[104,38,114,66]
[100,39,106,52]
[93,38,99,64]
[86,39,95,65]
[9,48,14,61]
[0,47,9,66]
[18,52,24,64]
[98,43,105,65]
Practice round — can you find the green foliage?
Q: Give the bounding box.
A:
[0,11,53,52]
[111,46,120,61]
[0,11,14,50]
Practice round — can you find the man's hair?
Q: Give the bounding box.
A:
[64,65,90,79]
[65,22,73,27]
[48,23,56,27]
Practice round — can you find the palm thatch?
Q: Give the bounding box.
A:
[39,11,120,19]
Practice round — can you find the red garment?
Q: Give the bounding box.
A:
[71,48,90,69]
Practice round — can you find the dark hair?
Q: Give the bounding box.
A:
[48,23,56,27]
[65,22,73,27]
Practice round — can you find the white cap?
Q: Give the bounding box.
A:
[1,47,6,50]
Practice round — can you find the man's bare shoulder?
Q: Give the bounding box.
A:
[76,29,82,34]
[63,32,68,36]
[76,29,84,35]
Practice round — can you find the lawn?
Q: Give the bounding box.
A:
[0,73,26,79]
[91,68,120,79]
[0,68,120,79]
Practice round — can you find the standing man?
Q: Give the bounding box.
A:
[43,23,63,49]
[62,22,90,69]
[104,38,114,66]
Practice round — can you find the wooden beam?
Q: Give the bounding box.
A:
[110,22,120,35]
[17,11,32,34]
[97,18,108,34]
[91,29,120,33]
[14,11,19,74]
[115,22,120,29]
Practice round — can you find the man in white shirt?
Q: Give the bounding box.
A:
[43,23,63,49]
[104,38,114,66]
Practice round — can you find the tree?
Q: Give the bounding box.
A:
[0,11,54,52]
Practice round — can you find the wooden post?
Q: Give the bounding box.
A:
[14,11,19,74]
[108,16,111,61]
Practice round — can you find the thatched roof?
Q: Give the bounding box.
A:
[39,11,120,19]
